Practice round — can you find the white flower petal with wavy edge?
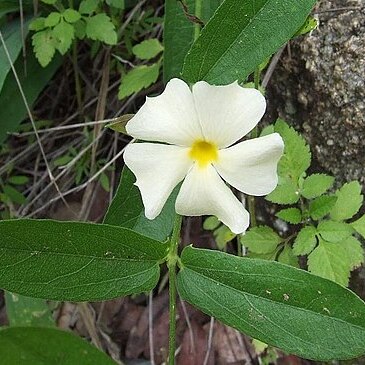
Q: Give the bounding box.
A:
[124,143,192,219]
[175,164,250,234]
[126,78,202,146]
[214,133,284,196]
[192,81,266,148]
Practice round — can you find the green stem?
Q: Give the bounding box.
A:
[72,41,82,112]
[194,0,202,40]
[248,67,262,228]
[167,214,183,365]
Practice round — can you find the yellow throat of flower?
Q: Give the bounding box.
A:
[189,140,218,168]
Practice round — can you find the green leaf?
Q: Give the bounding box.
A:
[32,30,56,67]
[106,0,124,9]
[163,0,221,82]
[344,236,364,269]
[104,167,176,242]
[79,0,99,14]
[5,292,55,327]
[99,172,110,192]
[0,49,62,145]
[182,0,316,84]
[203,216,220,231]
[118,63,160,100]
[63,9,81,23]
[177,246,365,360]
[274,119,311,183]
[308,239,351,286]
[309,195,337,220]
[0,19,30,92]
[295,16,318,36]
[105,114,133,134]
[85,14,117,45]
[240,226,282,254]
[292,226,317,256]
[351,214,365,239]
[330,181,363,222]
[44,12,61,27]
[41,0,56,4]
[29,17,46,31]
[0,219,168,301]
[265,180,299,205]
[278,244,299,268]
[317,220,353,243]
[276,208,302,224]
[8,175,29,185]
[132,39,163,60]
[301,174,334,199]
[0,327,117,364]
[52,20,74,55]
[213,225,236,250]
[3,185,26,204]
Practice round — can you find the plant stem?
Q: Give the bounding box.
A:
[247,67,262,228]
[72,41,82,112]
[167,214,183,365]
[194,0,202,40]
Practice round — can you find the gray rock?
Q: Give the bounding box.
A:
[268,0,365,186]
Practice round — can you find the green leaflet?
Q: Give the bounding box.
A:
[182,0,316,84]
[0,327,116,364]
[0,219,168,301]
[177,246,365,360]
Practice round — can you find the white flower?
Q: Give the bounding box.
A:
[124,78,284,234]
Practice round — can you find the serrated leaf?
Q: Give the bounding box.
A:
[29,17,46,31]
[308,239,350,286]
[63,9,81,23]
[44,12,61,27]
[259,124,274,137]
[79,0,99,14]
[276,208,302,224]
[0,327,117,364]
[52,20,74,55]
[301,174,334,199]
[274,119,311,182]
[0,219,168,301]
[104,167,177,242]
[5,292,55,327]
[309,195,337,220]
[182,0,316,84]
[203,216,220,231]
[278,244,299,268]
[85,14,117,45]
[32,30,56,67]
[293,226,317,255]
[8,175,29,185]
[330,181,363,221]
[317,220,353,243]
[177,246,365,360]
[118,63,160,100]
[132,39,163,60]
[343,236,364,269]
[265,180,299,205]
[74,19,86,39]
[240,226,282,254]
[351,214,365,239]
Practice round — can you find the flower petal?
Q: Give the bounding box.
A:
[126,78,202,146]
[124,143,192,219]
[192,81,266,148]
[175,164,250,234]
[214,133,284,196]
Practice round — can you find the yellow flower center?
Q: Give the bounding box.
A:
[189,140,218,168]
